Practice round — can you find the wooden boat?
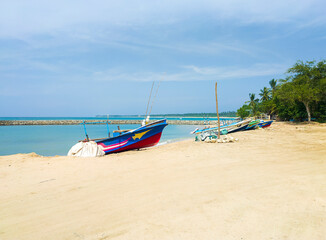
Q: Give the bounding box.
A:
[69,119,168,156]
[258,120,273,128]
[93,119,168,154]
[69,80,167,156]
[245,119,261,130]
[193,118,252,135]
[192,119,251,141]
[227,121,251,133]
[84,119,168,154]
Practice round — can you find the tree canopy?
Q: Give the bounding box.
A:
[236,60,326,122]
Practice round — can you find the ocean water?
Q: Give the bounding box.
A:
[0,124,199,156]
[0,116,237,121]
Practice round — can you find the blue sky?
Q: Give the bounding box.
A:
[1,0,325,116]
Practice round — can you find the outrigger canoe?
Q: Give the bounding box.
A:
[245,119,261,130]
[192,118,252,135]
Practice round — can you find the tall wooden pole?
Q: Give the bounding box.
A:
[215,82,220,139]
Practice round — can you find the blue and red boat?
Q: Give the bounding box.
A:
[69,80,168,156]
[95,119,168,154]
[258,120,273,128]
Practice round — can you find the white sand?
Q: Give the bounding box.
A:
[1,122,325,239]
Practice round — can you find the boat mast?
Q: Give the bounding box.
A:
[215,82,221,139]
[148,80,161,117]
[145,82,155,119]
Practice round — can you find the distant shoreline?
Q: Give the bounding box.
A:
[0,117,239,126]
[0,119,237,126]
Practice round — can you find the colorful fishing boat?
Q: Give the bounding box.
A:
[68,80,168,156]
[68,119,168,156]
[192,119,252,141]
[258,120,273,128]
[95,119,168,154]
[245,119,261,130]
[192,118,252,135]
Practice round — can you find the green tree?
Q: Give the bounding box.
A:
[258,87,274,118]
[237,104,251,119]
[275,83,307,121]
[269,79,278,97]
[248,93,259,116]
[237,60,325,122]
[283,60,326,122]
[259,87,270,102]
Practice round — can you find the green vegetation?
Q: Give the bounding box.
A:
[236,104,251,119]
[237,60,326,122]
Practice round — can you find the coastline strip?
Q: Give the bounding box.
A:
[0,119,236,126]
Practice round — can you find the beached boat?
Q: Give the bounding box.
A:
[258,120,273,128]
[70,78,169,156]
[192,119,252,141]
[96,119,168,154]
[68,119,168,156]
[193,118,252,135]
[245,119,261,130]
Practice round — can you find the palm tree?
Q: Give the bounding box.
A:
[269,79,277,97]
[248,93,259,116]
[259,87,270,102]
[249,93,256,106]
[268,79,278,120]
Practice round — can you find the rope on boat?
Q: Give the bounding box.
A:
[148,78,161,116]
[145,81,155,117]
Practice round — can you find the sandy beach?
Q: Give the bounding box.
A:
[1,122,325,240]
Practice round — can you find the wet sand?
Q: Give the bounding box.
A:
[1,122,325,239]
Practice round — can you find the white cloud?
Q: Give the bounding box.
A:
[0,0,325,37]
[91,63,287,82]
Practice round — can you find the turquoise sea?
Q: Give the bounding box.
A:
[0,116,237,121]
[0,123,200,156]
